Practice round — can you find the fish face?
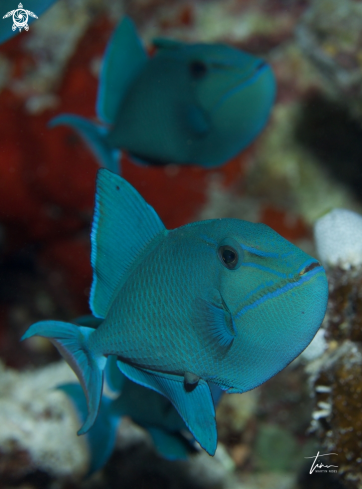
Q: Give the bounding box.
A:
[184,44,275,157]
[197,219,328,392]
[155,42,276,166]
[208,62,276,156]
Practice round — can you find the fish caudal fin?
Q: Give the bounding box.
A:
[90,169,166,318]
[49,114,121,174]
[21,321,106,435]
[96,16,147,125]
[117,360,217,455]
[58,383,120,475]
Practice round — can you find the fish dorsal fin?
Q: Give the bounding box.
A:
[117,360,217,455]
[96,16,147,124]
[152,38,184,51]
[90,169,166,318]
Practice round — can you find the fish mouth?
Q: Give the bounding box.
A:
[233,259,325,321]
[211,61,271,114]
[298,260,321,276]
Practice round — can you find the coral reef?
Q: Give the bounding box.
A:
[315,209,362,269]
[297,0,362,120]
[0,361,88,481]
[0,361,237,489]
[305,212,362,488]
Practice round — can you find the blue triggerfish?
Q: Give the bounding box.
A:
[50,16,276,172]
[59,317,224,474]
[22,169,328,455]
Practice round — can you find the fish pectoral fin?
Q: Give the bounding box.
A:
[96,16,147,124]
[195,290,237,348]
[186,106,210,136]
[116,360,217,455]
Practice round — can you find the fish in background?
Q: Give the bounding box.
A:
[22,169,328,455]
[59,317,224,474]
[1,0,57,44]
[50,16,276,173]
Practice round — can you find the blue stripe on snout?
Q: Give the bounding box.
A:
[234,266,324,320]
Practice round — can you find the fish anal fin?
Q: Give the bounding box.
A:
[116,360,217,455]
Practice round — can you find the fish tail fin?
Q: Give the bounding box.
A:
[21,321,107,435]
[49,114,121,174]
[58,383,120,475]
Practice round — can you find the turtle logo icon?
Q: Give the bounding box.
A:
[2,3,38,32]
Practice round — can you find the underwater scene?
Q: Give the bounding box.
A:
[1,0,362,488]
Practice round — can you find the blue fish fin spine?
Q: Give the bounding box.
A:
[49,114,121,174]
[21,321,106,435]
[90,169,166,318]
[96,16,147,124]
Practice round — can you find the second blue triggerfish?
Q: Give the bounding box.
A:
[50,16,276,172]
[23,169,328,456]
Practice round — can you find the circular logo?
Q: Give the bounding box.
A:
[13,9,28,29]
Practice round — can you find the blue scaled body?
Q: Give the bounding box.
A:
[50,16,276,172]
[22,169,328,455]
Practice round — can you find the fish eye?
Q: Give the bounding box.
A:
[217,237,243,270]
[219,246,238,269]
[189,60,208,79]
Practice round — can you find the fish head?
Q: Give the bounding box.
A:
[182,43,276,148]
[199,219,328,391]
